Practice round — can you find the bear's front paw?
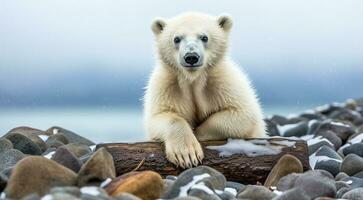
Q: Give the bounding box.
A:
[164,137,204,168]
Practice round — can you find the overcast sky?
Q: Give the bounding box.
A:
[0,0,363,107]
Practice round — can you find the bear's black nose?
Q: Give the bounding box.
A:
[184,53,199,65]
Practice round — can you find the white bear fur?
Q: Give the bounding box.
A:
[144,12,266,168]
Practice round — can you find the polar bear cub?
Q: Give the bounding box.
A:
[144,12,266,168]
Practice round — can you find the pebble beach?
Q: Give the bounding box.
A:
[1,98,363,200]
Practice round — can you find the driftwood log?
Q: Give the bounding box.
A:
[97,138,309,184]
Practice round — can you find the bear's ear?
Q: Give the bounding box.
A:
[151,18,166,35]
[217,14,233,32]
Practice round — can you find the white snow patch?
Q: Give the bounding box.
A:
[90,145,96,151]
[332,102,345,107]
[309,152,342,169]
[308,120,318,128]
[339,133,363,151]
[346,180,353,185]
[287,113,298,119]
[43,151,55,159]
[270,140,296,148]
[307,136,333,147]
[300,134,315,141]
[224,188,237,196]
[41,194,53,200]
[53,128,59,134]
[39,135,49,141]
[303,109,316,114]
[190,182,214,195]
[149,153,155,158]
[273,190,283,195]
[81,186,100,196]
[277,123,300,136]
[100,178,112,188]
[331,121,350,128]
[178,173,210,197]
[207,139,288,157]
[215,189,224,195]
[0,193,6,199]
[348,133,363,144]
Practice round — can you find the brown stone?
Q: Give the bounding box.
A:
[5,156,77,199]
[264,154,303,187]
[77,147,115,186]
[105,171,163,200]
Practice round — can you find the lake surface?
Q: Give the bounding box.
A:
[0,105,316,143]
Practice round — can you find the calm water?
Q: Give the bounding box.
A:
[0,105,315,143]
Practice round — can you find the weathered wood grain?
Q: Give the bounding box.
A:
[97,138,309,184]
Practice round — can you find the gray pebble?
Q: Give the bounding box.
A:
[340,154,363,175]
[342,187,363,200]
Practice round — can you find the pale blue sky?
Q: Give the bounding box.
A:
[0,0,363,107]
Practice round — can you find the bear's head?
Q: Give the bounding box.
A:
[151,12,232,78]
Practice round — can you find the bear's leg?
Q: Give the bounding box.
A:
[195,110,266,141]
[147,112,204,168]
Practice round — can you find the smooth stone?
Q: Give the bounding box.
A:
[105,171,163,200]
[5,126,48,137]
[353,171,363,178]
[329,108,362,124]
[342,187,363,200]
[226,181,245,193]
[173,197,202,200]
[282,122,309,137]
[50,186,81,197]
[188,189,221,200]
[311,120,355,142]
[279,170,336,199]
[20,193,41,200]
[64,143,92,158]
[272,188,309,200]
[45,133,68,148]
[5,133,43,155]
[42,193,79,200]
[264,154,303,187]
[276,173,301,191]
[162,166,226,199]
[314,131,342,149]
[347,132,363,143]
[341,177,363,189]
[336,187,351,198]
[287,117,309,124]
[237,185,277,200]
[80,187,112,200]
[335,181,350,191]
[46,126,95,146]
[0,149,26,171]
[308,140,334,155]
[163,179,174,196]
[5,127,48,153]
[294,170,336,199]
[264,119,280,136]
[335,172,349,181]
[270,115,289,125]
[46,133,69,144]
[51,146,82,173]
[299,113,324,120]
[77,147,115,187]
[315,145,342,160]
[5,156,77,199]
[216,191,236,200]
[343,143,363,157]
[340,154,363,175]
[314,159,341,176]
[166,175,178,181]
[114,193,142,200]
[79,152,93,163]
[0,173,7,193]
[0,138,13,153]
[357,124,363,133]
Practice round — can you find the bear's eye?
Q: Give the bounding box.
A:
[200,35,208,43]
[173,37,181,44]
